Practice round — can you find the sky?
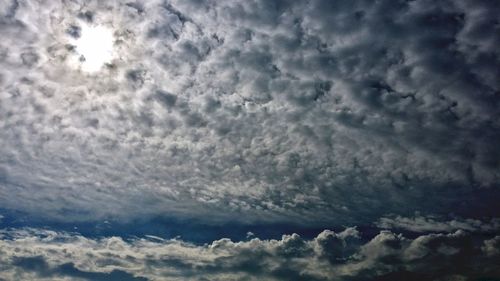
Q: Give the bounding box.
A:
[0,0,499,280]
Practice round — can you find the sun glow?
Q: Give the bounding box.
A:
[73,24,114,72]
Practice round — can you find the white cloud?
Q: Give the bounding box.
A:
[0,227,498,281]
[376,215,500,233]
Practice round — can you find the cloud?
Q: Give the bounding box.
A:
[11,256,147,281]
[0,227,499,281]
[482,236,500,257]
[376,214,500,233]
[0,0,499,226]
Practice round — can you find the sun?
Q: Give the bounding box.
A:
[73,23,115,72]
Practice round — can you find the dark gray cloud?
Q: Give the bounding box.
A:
[0,0,499,226]
[0,227,499,281]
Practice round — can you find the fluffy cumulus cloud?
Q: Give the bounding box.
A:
[1,0,499,225]
[0,227,499,281]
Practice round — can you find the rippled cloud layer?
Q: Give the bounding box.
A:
[1,0,499,225]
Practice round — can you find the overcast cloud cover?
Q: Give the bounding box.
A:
[0,0,499,280]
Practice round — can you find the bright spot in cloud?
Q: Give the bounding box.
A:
[74,24,114,72]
